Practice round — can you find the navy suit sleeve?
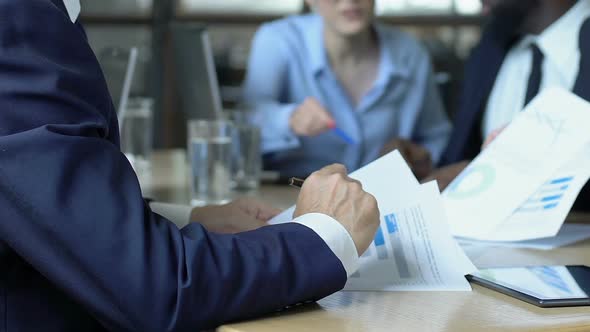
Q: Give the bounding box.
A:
[0,1,346,331]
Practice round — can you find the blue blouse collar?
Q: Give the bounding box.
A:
[304,14,411,83]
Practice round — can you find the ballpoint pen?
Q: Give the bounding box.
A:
[327,120,356,145]
[333,127,357,145]
[289,177,305,188]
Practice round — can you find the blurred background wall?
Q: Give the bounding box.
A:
[80,0,486,148]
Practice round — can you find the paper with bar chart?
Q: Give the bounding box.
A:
[458,224,590,250]
[268,151,420,226]
[345,182,475,291]
[479,149,590,242]
[269,151,475,291]
[443,88,590,241]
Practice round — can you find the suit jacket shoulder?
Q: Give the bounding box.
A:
[0,1,347,331]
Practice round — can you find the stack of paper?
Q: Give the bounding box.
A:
[444,88,590,247]
[270,151,476,291]
[457,224,590,251]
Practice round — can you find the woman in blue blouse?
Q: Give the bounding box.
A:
[243,0,451,178]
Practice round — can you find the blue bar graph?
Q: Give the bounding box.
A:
[385,213,411,278]
[367,213,413,278]
[385,214,398,234]
[543,203,559,210]
[518,176,573,212]
[374,225,388,260]
[541,194,563,202]
[550,177,574,185]
[374,226,385,247]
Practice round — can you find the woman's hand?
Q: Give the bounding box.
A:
[289,97,335,136]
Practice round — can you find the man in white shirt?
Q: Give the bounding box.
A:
[431,0,590,202]
[482,0,588,139]
[0,1,379,331]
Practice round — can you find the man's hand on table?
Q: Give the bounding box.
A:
[293,164,380,256]
[191,198,281,234]
[482,126,506,150]
[423,161,470,191]
[379,138,433,180]
[423,127,505,190]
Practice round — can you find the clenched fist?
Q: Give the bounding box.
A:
[294,164,380,256]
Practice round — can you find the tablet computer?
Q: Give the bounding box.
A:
[467,265,590,307]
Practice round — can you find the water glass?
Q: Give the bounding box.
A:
[231,123,261,190]
[121,97,154,175]
[188,120,233,206]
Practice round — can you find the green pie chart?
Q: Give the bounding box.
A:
[446,164,496,199]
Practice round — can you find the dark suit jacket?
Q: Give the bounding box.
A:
[443,14,590,163]
[441,13,590,210]
[0,1,346,331]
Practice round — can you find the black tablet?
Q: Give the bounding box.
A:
[467,265,590,307]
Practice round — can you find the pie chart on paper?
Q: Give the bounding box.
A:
[445,164,497,199]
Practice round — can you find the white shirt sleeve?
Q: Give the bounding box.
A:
[292,213,359,277]
[148,203,359,276]
[149,202,192,229]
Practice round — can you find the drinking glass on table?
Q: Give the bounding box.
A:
[187,120,234,206]
[227,110,262,191]
[120,97,154,175]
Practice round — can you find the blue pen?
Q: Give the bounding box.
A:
[333,127,356,145]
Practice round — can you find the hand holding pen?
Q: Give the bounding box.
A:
[289,164,380,256]
[289,97,356,145]
[289,177,305,188]
[289,97,334,136]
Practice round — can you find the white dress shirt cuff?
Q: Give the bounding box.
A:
[149,202,192,229]
[293,213,359,277]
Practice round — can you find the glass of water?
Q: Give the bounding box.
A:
[230,115,261,191]
[120,97,154,175]
[187,120,234,206]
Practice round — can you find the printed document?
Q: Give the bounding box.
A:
[443,88,590,241]
[458,224,590,251]
[483,149,590,242]
[346,182,475,291]
[270,151,476,291]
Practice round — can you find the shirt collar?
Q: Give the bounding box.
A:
[62,0,81,23]
[373,24,411,82]
[305,15,328,75]
[518,0,590,75]
[305,15,410,81]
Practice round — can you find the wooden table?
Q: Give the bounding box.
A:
[138,149,298,209]
[142,150,590,332]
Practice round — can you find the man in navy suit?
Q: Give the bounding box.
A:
[0,1,380,331]
[429,0,590,205]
